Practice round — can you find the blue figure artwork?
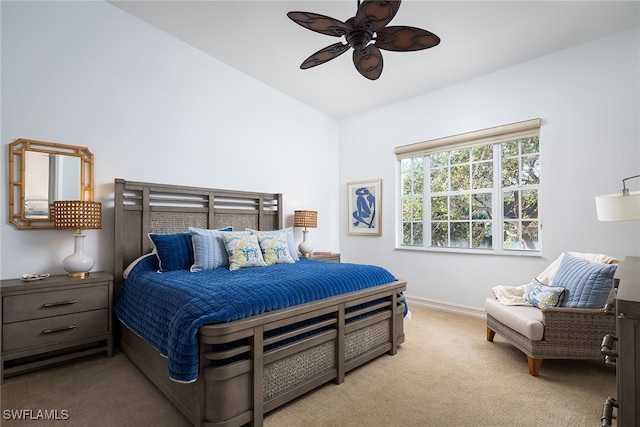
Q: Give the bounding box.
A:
[352,187,376,229]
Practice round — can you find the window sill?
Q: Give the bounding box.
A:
[394,246,542,257]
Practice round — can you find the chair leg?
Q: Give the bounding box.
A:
[527,357,542,376]
[486,327,496,342]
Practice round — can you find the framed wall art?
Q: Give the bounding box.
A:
[347,179,381,236]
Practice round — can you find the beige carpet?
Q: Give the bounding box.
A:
[1,305,615,426]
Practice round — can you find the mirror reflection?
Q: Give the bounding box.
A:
[25,151,81,218]
[8,138,94,229]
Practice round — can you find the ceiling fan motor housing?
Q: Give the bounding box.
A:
[347,28,374,51]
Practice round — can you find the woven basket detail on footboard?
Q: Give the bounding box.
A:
[345,320,390,362]
[263,341,335,402]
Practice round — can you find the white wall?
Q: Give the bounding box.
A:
[0,1,340,279]
[339,27,640,311]
[2,2,638,313]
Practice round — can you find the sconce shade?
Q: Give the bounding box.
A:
[51,200,102,230]
[294,210,317,229]
[595,191,640,221]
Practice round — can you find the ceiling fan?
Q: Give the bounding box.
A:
[287,0,440,80]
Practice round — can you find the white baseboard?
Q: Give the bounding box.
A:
[405,295,486,319]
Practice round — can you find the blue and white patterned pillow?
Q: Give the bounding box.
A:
[247,227,299,262]
[254,231,295,265]
[222,232,267,271]
[189,227,234,271]
[523,279,565,308]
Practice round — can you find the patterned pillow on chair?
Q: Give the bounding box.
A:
[523,279,565,308]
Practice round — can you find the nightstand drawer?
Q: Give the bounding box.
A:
[2,309,108,352]
[3,285,108,324]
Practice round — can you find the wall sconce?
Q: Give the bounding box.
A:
[294,210,317,257]
[595,175,640,221]
[51,200,102,277]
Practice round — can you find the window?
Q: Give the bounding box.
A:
[397,119,541,254]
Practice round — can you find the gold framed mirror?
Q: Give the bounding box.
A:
[8,138,94,229]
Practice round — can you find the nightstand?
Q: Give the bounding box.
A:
[308,253,341,263]
[1,271,113,383]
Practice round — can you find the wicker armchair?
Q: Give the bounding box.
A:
[485,253,618,376]
[486,288,616,376]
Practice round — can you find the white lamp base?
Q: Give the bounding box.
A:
[298,229,313,258]
[63,233,94,278]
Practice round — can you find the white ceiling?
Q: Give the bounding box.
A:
[108,1,640,120]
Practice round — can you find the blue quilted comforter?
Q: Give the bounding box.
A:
[114,256,396,382]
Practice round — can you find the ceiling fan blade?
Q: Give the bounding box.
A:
[375,26,441,52]
[353,45,384,80]
[301,43,351,69]
[354,1,401,33]
[287,11,351,37]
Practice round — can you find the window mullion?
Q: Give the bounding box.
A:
[493,144,502,253]
[424,155,430,248]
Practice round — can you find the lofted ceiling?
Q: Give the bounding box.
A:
[108,1,640,120]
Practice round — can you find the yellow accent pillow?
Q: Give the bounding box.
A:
[222,232,267,271]
[255,231,295,265]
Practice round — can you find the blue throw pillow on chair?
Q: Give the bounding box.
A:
[553,253,616,308]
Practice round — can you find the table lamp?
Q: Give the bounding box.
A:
[294,210,317,257]
[51,200,102,278]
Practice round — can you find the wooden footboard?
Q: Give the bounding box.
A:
[119,280,406,427]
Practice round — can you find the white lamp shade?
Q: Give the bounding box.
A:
[595,191,640,221]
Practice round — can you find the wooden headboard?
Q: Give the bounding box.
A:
[113,179,283,284]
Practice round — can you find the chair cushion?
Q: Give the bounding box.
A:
[485,297,544,341]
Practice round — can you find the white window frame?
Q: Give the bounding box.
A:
[395,119,542,256]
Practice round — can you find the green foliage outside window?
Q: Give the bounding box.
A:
[399,136,540,252]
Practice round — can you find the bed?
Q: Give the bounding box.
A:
[113,179,407,427]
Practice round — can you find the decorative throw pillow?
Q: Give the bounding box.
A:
[149,232,194,271]
[189,226,234,272]
[222,232,267,271]
[554,253,617,308]
[247,227,299,262]
[254,231,295,265]
[523,279,565,308]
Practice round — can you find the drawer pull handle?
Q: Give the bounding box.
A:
[603,303,615,314]
[42,299,77,308]
[601,396,617,427]
[42,325,77,334]
[600,334,618,364]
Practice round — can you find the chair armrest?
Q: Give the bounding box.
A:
[541,305,613,317]
[540,305,616,341]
